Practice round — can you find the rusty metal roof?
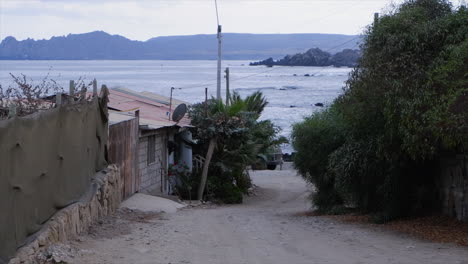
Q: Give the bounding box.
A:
[139,91,187,108]
[108,111,136,126]
[108,88,191,130]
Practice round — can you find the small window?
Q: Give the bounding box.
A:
[147,135,156,165]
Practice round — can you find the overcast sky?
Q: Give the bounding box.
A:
[0,0,462,41]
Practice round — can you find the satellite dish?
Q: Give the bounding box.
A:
[172,103,187,122]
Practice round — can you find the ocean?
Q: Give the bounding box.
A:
[0,60,352,153]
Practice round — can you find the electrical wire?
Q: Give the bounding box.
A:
[325,36,362,53]
[274,37,361,87]
[176,35,361,91]
[229,35,361,83]
[178,79,218,90]
[174,1,365,91]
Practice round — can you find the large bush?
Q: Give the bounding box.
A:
[293,0,467,221]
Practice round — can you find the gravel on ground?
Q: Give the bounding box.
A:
[65,166,468,264]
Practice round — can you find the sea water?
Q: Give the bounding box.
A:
[0,60,352,153]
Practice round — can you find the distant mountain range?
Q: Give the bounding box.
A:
[0,31,361,60]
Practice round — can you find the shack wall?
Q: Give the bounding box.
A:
[138,129,168,195]
[109,117,139,199]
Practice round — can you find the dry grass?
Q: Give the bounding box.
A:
[296,210,468,247]
[383,216,468,246]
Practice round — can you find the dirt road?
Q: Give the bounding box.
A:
[71,167,468,264]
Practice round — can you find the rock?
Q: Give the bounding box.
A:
[249,57,275,66]
[39,244,79,264]
[250,48,361,67]
[8,258,20,264]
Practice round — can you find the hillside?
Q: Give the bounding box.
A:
[0,31,361,60]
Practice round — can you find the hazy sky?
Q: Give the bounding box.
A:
[1,0,461,41]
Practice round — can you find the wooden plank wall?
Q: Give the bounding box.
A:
[108,117,139,199]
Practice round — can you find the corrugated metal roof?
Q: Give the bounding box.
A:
[138,117,177,130]
[139,91,187,107]
[108,88,191,130]
[109,111,136,125]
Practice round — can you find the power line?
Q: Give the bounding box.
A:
[177,79,218,90]
[178,35,360,90]
[230,67,281,82]
[177,35,361,90]
[325,36,362,52]
[227,39,360,90]
[272,37,360,87]
[175,12,362,89]
[229,35,361,83]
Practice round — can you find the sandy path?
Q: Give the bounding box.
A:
[71,167,468,264]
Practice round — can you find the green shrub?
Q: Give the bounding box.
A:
[293,0,467,221]
[169,163,199,200]
[292,106,347,210]
[204,166,245,204]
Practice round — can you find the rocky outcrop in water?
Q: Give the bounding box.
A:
[250,48,361,67]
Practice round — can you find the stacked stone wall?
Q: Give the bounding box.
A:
[8,165,122,264]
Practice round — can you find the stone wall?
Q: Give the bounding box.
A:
[8,165,122,264]
[438,155,468,222]
[138,130,168,195]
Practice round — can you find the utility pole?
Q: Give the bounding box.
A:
[205,87,208,115]
[92,79,98,97]
[374,13,379,25]
[168,87,174,120]
[69,80,75,104]
[225,67,230,105]
[216,25,222,101]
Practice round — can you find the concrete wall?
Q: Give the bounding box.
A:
[438,155,468,222]
[8,165,122,264]
[138,130,168,195]
[0,97,109,262]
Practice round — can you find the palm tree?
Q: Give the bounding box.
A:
[196,92,268,200]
